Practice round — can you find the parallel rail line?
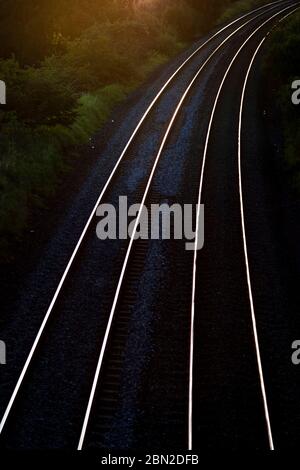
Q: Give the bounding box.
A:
[188,1,299,451]
[77,1,296,450]
[0,0,296,451]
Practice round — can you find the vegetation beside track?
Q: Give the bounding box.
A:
[0,0,270,259]
[263,11,300,191]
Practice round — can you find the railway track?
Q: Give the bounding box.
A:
[189,3,299,451]
[189,3,300,451]
[0,0,298,450]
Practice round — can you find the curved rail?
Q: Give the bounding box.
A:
[188,1,299,452]
[77,2,292,450]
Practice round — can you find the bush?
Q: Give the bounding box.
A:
[69,85,127,143]
[0,58,77,126]
[163,1,199,40]
[0,0,242,258]
[218,0,269,24]
[263,12,300,191]
[0,120,64,250]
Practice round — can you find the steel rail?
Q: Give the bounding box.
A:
[0,0,291,444]
[237,4,300,451]
[188,1,299,452]
[77,2,290,450]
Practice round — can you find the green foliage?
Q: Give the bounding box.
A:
[263,13,300,78]
[69,85,127,143]
[0,0,127,64]
[263,12,300,191]
[0,58,77,126]
[0,0,242,257]
[0,120,64,255]
[163,1,199,40]
[218,0,269,23]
